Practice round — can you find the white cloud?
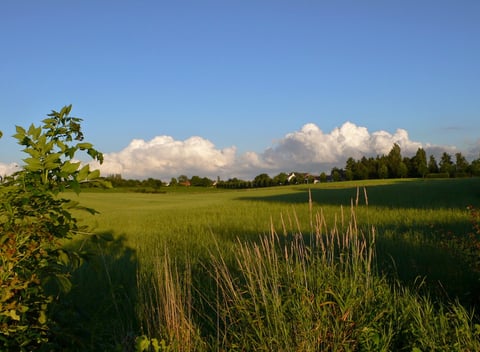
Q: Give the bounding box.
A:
[0,162,20,178]
[1,121,471,182]
[259,122,426,174]
[90,121,464,181]
[92,135,237,180]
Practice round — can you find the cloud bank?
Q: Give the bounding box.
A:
[1,122,468,181]
[88,121,461,181]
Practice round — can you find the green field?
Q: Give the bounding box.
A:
[63,178,480,350]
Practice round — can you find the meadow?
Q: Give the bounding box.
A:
[62,178,480,351]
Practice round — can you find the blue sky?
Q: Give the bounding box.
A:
[1,0,479,179]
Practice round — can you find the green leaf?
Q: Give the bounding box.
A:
[61,161,81,174]
[28,124,42,139]
[61,104,72,117]
[38,310,47,325]
[23,148,41,158]
[15,125,26,134]
[41,118,57,125]
[88,169,100,180]
[76,142,93,149]
[44,152,62,165]
[23,158,43,172]
[135,335,151,352]
[56,249,70,266]
[77,165,90,181]
[70,180,81,195]
[53,274,72,293]
[56,139,67,152]
[7,309,21,321]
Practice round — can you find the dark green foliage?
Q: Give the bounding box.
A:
[253,173,273,187]
[0,106,108,350]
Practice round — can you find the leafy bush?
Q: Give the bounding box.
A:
[0,106,108,350]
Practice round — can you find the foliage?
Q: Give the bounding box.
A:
[330,146,480,182]
[0,105,107,350]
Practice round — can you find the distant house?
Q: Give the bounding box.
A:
[287,172,296,183]
[287,172,321,184]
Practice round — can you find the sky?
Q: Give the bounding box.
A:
[1,0,479,180]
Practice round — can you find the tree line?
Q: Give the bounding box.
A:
[335,143,479,181]
[103,144,480,191]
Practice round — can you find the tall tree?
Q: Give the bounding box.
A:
[345,157,355,181]
[439,152,454,176]
[273,172,288,185]
[253,173,272,187]
[330,167,343,181]
[413,148,428,178]
[428,155,439,173]
[470,156,480,176]
[378,162,388,179]
[387,143,403,178]
[455,152,469,175]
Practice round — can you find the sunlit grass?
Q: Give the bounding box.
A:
[64,178,480,350]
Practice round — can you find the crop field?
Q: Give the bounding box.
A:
[64,178,480,350]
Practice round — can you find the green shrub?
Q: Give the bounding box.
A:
[0,106,108,350]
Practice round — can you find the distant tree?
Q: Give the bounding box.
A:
[402,156,417,177]
[190,175,201,186]
[253,173,272,187]
[345,169,354,181]
[305,174,316,184]
[295,173,307,184]
[412,148,428,178]
[364,157,378,179]
[331,167,342,181]
[378,163,388,179]
[320,172,327,183]
[354,162,369,180]
[169,177,178,186]
[178,174,189,184]
[469,156,480,176]
[190,175,213,187]
[387,143,403,178]
[398,161,408,178]
[273,172,288,186]
[439,152,454,176]
[428,155,439,173]
[143,177,162,189]
[218,178,246,189]
[455,152,469,175]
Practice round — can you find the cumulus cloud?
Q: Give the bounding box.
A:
[259,122,426,174]
[0,162,20,178]
[92,135,237,180]
[90,121,463,181]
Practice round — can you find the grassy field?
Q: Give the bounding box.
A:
[61,178,480,350]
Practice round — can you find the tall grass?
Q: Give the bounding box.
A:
[63,179,480,350]
[137,250,205,351]
[135,194,480,351]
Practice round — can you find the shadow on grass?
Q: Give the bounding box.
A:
[235,178,480,210]
[233,179,480,312]
[51,232,138,351]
